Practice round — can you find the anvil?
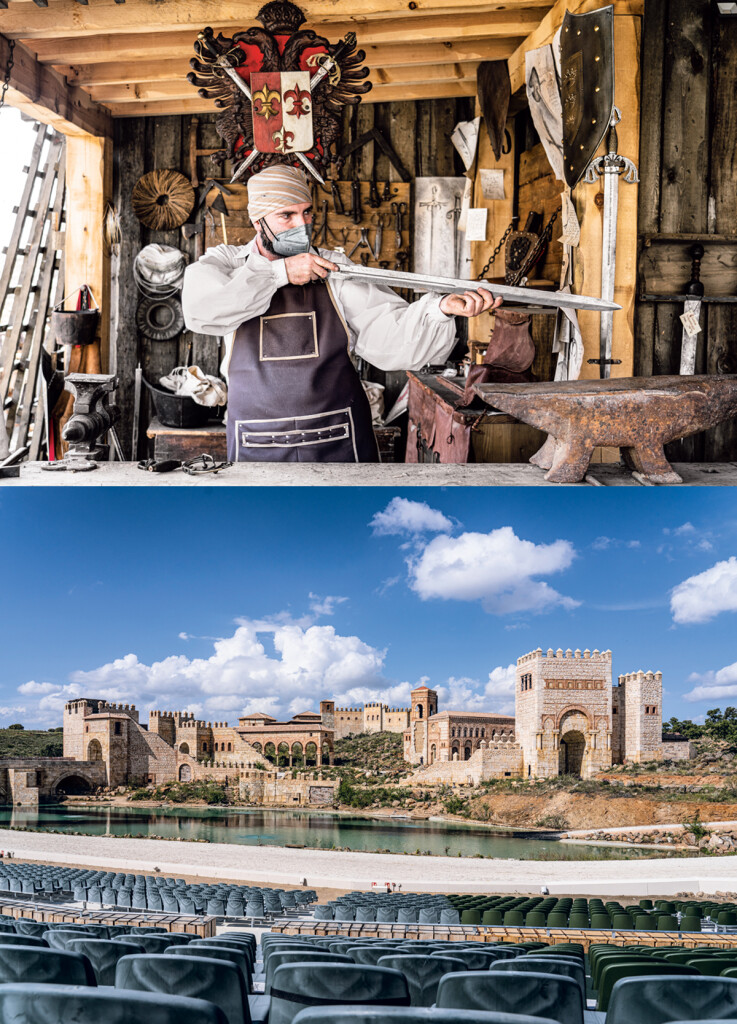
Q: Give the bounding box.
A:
[473,375,737,484]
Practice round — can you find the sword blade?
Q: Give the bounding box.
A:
[599,166,619,378]
[331,264,620,314]
[679,297,702,375]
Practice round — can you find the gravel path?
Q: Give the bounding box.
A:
[2,829,737,896]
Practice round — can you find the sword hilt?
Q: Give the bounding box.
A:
[685,243,705,298]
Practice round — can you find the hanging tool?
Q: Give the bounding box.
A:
[394,250,409,272]
[360,253,370,267]
[372,213,384,258]
[382,181,398,203]
[679,243,705,376]
[329,264,621,314]
[446,192,463,276]
[584,107,639,378]
[347,227,376,260]
[369,176,381,209]
[392,201,407,248]
[315,199,331,248]
[351,180,362,225]
[131,336,142,460]
[331,180,345,216]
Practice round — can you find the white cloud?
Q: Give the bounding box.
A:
[434,665,517,716]
[308,593,348,617]
[592,536,641,551]
[0,706,27,718]
[370,497,454,537]
[673,522,696,536]
[671,556,737,624]
[18,617,390,726]
[408,527,578,615]
[684,660,737,702]
[17,681,58,696]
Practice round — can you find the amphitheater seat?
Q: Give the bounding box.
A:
[312,906,333,921]
[606,975,737,1024]
[439,909,460,925]
[266,952,354,991]
[490,957,586,1001]
[356,907,376,923]
[436,970,583,1024]
[15,920,44,938]
[291,1010,560,1024]
[377,908,397,923]
[167,945,252,986]
[116,953,249,1024]
[67,938,144,985]
[418,909,440,925]
[0,944,97,986]
[268,963,411,1024]
[350,947,403,968]
[397,909,418,925]
[430,949,503,971]
[0,934,47,948]
[0,982,228,1024]
[125,934,190,954]
[377,955,468,1007]
[598,963,700,1011]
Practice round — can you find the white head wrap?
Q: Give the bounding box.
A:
[247,164,312,223]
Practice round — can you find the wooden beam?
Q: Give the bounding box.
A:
[27,9,546,63]
[507,0,643,93]
[65,134,112,369]
[88,62,478,103]
[106,79,477,116]
[2,1,552,39]
[61,37,521,87]
[0,35,112,137]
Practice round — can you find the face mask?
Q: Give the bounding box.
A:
[262,220,313,257]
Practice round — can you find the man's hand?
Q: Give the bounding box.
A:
[439,288,502,318]
[285,252,339,285]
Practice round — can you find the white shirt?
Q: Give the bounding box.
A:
[181,240,457,375]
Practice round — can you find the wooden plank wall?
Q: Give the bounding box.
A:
[635,0,737,462]
[111,99,473,459]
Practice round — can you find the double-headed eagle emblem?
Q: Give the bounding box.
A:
[188,1,372,179]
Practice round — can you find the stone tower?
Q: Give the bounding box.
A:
[615,670,663,763]
[406,686,438,765]
[319,700,335,731]
[515,648,613,780]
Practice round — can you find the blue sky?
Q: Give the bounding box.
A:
[1,487,736,729]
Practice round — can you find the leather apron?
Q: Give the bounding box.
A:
[227,275,378,463]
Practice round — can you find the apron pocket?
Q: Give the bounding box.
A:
[259,311,318,361]
[235,408,357,458]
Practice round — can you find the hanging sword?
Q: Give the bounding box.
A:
[195,31,325,185]
[446,193,463,276]
[679,243,705,375]
[584,106,639,378]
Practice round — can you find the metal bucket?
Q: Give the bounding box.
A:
[143,376,212,429]
[50,308,100,347]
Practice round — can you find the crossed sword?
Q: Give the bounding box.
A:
[196,32,355,186]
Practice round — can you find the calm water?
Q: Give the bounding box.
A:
[0,805,684,860]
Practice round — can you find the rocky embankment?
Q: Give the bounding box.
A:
[571,824,737,853]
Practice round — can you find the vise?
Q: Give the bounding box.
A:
[45,373,122,472]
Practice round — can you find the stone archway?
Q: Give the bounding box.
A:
[55,774,93,795]
[464,744,472,761]
[559,731,586,776]
[179,742,190,755]
[304,742,317,766]
[277,742,290,767]
[264,742,277,764]
[87,739,102,761]
[179,763,192,782]
[291,742,303,767]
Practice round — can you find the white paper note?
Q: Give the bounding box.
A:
[465,208,488,242]
[680,309,702,336]
[479,168,505,200]
[451,117,481,171]
[559,190,580,247]
[457,177,473,233]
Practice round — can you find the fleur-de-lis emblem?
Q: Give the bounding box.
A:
[272,127,295,154]
[253,84,281,121]
[284,83,311,119]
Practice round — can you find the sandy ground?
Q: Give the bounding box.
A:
[2,827,737,897]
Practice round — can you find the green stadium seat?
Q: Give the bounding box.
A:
[0,983,229,1024]
[605,975,737,1024]
[436,969,583,1024]
[597,962,700,1012]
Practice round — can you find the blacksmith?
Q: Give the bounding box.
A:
[182,164,499,463]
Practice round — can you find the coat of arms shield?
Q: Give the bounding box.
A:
[251,71,314,155]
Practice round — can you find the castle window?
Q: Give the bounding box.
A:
[481,728,485,738]
[228,743,232,751]
[202,743,208,753]
[114,722,121,736]
[612,707,618,714]
[418,705,423,719]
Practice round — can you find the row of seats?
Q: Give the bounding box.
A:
[4,920,737,1023]
[0,863,316,918]
[313,893,454,924]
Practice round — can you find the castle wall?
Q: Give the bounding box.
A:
[409,739,524,785]
[238,770,339,807]
[332,703,410,739]
[662,739,695,761]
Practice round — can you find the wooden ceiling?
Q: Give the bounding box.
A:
[0,0,561,122]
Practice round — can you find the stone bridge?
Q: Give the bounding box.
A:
[0,758,108,805]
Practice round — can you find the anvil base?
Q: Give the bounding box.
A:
[473,375,737,485]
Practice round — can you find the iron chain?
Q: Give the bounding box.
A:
[475,220,517,281]
[506,209,559,287]
[0,38,15,111]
